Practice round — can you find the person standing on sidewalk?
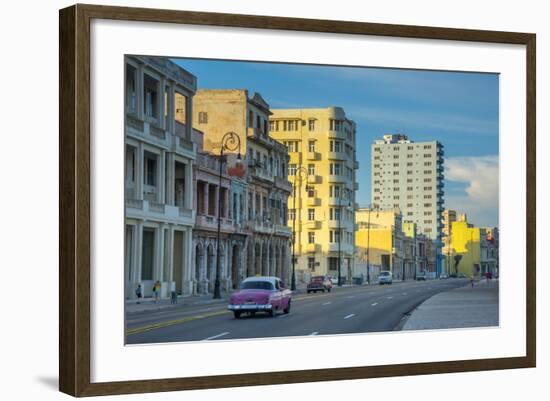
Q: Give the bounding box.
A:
[135,284,142,304]
[153,280,161,303]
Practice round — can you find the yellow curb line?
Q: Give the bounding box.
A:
[126,310,228,336]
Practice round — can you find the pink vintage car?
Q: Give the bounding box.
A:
[228,276,292,318]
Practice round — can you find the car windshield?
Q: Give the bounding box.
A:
[380,272,390,276]
[241,281,274,290]
[312,276,324,281]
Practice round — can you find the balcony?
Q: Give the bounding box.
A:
[307,197,321,206]
[354,160,359,170]
[305,220,322,230]
[354,182,359,190]
[306,151,321,161]
[328,174,348,184]
[125,198,194,225]
[309,175,322,184]
[304,243,321,253]
[274,176,292,192]
[327,151,347,161]
[274,224,292,236]
[328,130,346,140]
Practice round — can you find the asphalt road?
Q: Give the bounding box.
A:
[126,278,470,344]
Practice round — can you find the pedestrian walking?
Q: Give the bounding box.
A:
[135,284,142,304]
[170,282,177,304]
[153,280,161,303]
[470,277,475,288]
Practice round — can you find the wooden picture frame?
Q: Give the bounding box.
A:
[59,3,536,397]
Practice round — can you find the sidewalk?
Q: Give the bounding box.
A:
[401,279,499,330]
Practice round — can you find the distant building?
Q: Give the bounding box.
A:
[124,56,197,299]
[371,134,444,274]
[371,134,444,240]
[270,107,358,284]
[355,207,404,281]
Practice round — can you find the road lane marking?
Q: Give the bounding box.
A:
[126,310,228,336]
[203,332,229,341]
[309,332,319,336]
[346,296,355,299]
[344,314,355,319]
[402,293,407,296]
[322,302,332,305]
[371,303,378,306]
[387,296,393,299]
[278,313,289,318]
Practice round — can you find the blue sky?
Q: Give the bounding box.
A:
[173,58,499,227]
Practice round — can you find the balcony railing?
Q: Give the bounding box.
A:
[327,151,347,161]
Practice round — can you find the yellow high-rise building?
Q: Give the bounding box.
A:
[270,107,359,284]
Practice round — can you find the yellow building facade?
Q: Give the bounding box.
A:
[270,107,358,284]
[450,220,481,277]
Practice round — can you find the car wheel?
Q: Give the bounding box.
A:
[307,290,310,294]
[268,309,275,317]
[322,289,325,293]
[233,311,241,319]
[284,299,291,314]
[327,288,331,293]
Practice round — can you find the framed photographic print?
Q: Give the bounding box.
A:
[59,3,536,397]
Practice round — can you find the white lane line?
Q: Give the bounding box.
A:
[387,296,393,299]
[278,313,290,318]
[309,331,319,336]
[203,332,229,341]
[322,301,332,306]
[344,314,355,319]
[346,296,355,299]
[371,302,378,306]
[402,293,407,296]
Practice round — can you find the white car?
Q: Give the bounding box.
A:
[378,271,393,285]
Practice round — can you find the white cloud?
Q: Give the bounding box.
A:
[445,155,499,227]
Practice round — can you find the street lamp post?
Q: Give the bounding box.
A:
[291,166,308,291]
[337,190,351,287]
[213,132,242,299]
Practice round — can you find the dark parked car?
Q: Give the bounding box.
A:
[307,276,333,293]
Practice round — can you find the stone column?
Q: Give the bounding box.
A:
[166,153,174,206]
[136,143,144,201]
[185,161,193,210]
[167,83,175,135]
[204,183,210,216]
[159,77,166,130]
[134,222,143,283]
[159,150,166,203]
[136,64,144,120]
[166,226,174,282]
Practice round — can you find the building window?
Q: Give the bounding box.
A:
[308,164,315,176]
[143,73,159,119]
[248,111,254,128]
[308,140,316,152]
[373,164,380,168]
[424,145,432,149]
[408,146,414,150]
[308,208,315,221]
[407,170,413,175]
[289,209,296,220]
[308,119,315,131]
[144,151,157,186]
[198,111,208,124]
[423,186,432,190]
[328,257,338,271]
[407,203,413,207]
[424,194,432,199]
[424,178,432,182]
[308,257,316,270]
[288,120,296,131]
[394,154,399,159]
[288,164,297,176]
[308,232,315,244]
[306,185,315,198]
[125,64,137,112]
[424,153,432,158]
[393,171,399,175]
[424,170,432,174]
[424,203,432,207]
[424,161,432,166]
